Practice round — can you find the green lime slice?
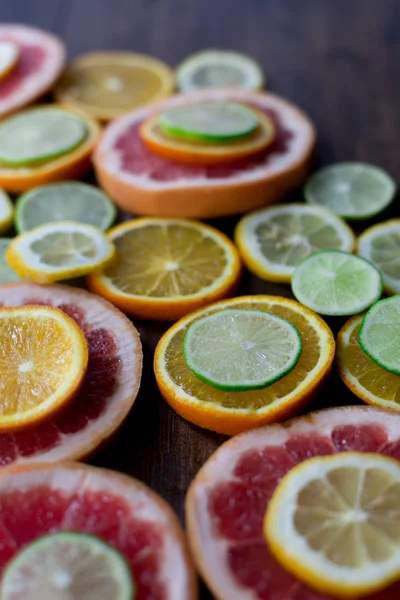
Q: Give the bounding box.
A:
[0,108,87,167]
[160,102,259,143]
[15,182,117,233]
[184,308,302,391]
[304,163,396,220]
[357,220,400,295]
[0,238,22,283]
[359,296,400,375]
[291,250,382,316]
[1,532,135,600]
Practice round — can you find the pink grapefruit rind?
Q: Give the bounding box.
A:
[94,89,316,219]
[0,282,142,465]
[0,461,198,600]
[0,24,66,118]
[186,406,400,600]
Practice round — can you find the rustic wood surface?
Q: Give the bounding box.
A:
[2,1,400,597]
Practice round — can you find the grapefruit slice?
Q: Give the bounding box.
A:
[0,282,142,466]
[0,461,197,600]
[0,24,66,118]
[186,406,400,600]
[94,89,316,219]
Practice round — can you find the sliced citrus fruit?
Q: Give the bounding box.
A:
[266,452,400,598]
[15,181,117,233]
[184,309,302,391]
[6,221,116,284]
[154,295,334,435]
[291,250,382,316]
[0,189,14,234]
[0,239,22,284]
[235,203,355,283]
[176,49,265,91]
[186,405,400,600]
[0,25,66,118]
[0,305,88,433]
[160,101,259,142]
[359,296,400,375]
[55,51,175,121]
[140,107,275,165]
[0,282,142,465]
[2,532,135,600]
[88,218,241,321]
[336,314,400,410]
[0,41,19,83]
[304,163,396,220]
[93,89,316,218]
[0,462,197,599]
[357,219,400,295]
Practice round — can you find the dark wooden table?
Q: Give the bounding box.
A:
[1,1,400,597]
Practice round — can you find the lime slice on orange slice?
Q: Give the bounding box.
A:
[160,101,259,142]
[55,51,175,121]
[176,50,265,91]
[359,296,400,375]
[0,108,87,167]
[1,532,135,600]
[0,40,19,82]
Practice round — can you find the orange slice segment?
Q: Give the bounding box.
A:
[0,41,19,83]
[55,52,175,121]
[0,305,88,432]
[139,107,275,164]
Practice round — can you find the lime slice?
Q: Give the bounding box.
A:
[0,41,19,82]
[15,182,117,233]
[291,250,382,316]
[0,239,22,283]
[1,532,135,600]
[304,163,396,220]
[357,219,400,295]
[184,308,302,391]
[0,108,87,167]
[359,296,400,375]
[176,50,265,92]
[0,189,13,234]
[160,102,259,143]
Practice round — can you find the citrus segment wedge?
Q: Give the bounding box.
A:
[357,219,400,295]
[0,41,19,83]
[55,51,175,121]
[0,305,88,433]
[88,218,241,321]
[0,189,14,234]
[154,295,334,435]
[235,204,355,283]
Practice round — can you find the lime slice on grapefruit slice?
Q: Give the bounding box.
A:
[176,50,265,91]
[15,182,117,233]
[184,309,302,391]
[0,109,87,167]
[359,296,400,375]
[291,250,382,316]
[304,163,396,220]
[0,239,22,283]
[0,41,19,82]
[160,101,259,142]
[1,532,135,600]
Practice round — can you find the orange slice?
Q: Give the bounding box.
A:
[0,105,101,193]
[87,218,241,321]
[139,107,275,165]
[55,52,175,121]
[154,295,335,435]
[0,305,88,432]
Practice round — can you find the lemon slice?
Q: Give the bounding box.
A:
[6,221,116,283]
[0,189,14,234]
[0,40,19,82]
[357,219,400,295]
[265,452,400,598]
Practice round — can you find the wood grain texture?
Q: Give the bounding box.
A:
[1,1,400,597]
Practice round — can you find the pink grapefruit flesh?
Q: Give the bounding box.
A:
[186,406,400,600]
[0,462,197,600]
[0,24,66,118]
[0,283,142,465]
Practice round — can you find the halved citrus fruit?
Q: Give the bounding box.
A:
[357,219,400,295]
[140,107,275,165]
[0,461,197,599]
[0,282,142,465]
[0,41,19,83]
[93,89,316,218]
[0,305,88,432]
[266,452,400,598]
[186,405,400,600]
[55,51,175,121]
[0,105,100,193]
[0,25,66,118]
[154,295,334,435]
[336,314,400,410]
[88,218,241,321]
[0,189,14,234]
